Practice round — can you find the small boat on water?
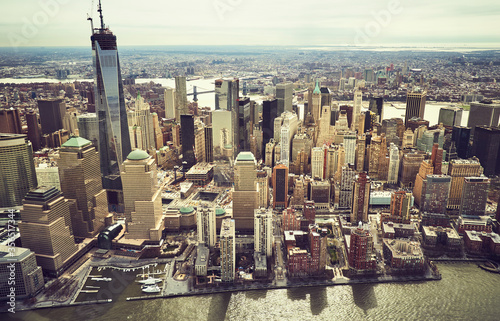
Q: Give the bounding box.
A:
[81,290,99,293]
[141,284,161,293]
[86,286,100,289]
[91,277,112,282]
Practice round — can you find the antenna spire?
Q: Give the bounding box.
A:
[98,0,105,29]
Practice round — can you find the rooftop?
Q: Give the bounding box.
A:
[127,149,150,160]
[61,136,92,148]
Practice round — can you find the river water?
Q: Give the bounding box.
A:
[6,263,500,321]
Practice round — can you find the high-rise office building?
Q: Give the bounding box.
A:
[459,177,490,217]
[452,126,471,159]
[204,126,214,163]
[238,97,251,151]
[233,152,258,231]
[467,101,500,136]
[254,208,273,257]
[18,186,78,277]
[353,89,362,131]
[276,83,293,115]
[197,204,216,248]
[344,133,357,165]
[262,99,278,152]
[399,151,425,188]
[471,126,500,177]
[438,106,463,127]
[311,146,327,180]
[128,93,155,151]
[164,87,175,119]
[339,166,356,209]
[122,149,163,241]
[317,105,332,146]
[220,218,235,282]
[447,158,483,209]
[58,137,108,237]
[0,108,22,134]
[390,191,412,222]
[175,76,188,122]
[280,112,299,167]
[404,90,427,126]
[356,134,366,172]
[351,172,370,223]
[37,99,66,135]
[273,164,289,209]
[369,96,384,122]
[0,245,44,300]
[256,170,269,208]
[387,143,400,184]
[421,175,451,213]
[311,80,321,123]
[348,223,376,272]
[181,114,196,169]
[90,5,131,190]
[0,134,38,208]
[26,111,42,152]
[215,78,239,155]
[413,159,434,207]
[77,113,98,148]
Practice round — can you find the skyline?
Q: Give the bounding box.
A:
[2,0,500,49]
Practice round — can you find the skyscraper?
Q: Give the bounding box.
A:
[390,191,412,222]
[37,99,66,135]
[215,78,239,155]
[351,172,370,223]
[276,82,293,115]
[405,90,427,126]
[77,113,98,148]
[220,218,235,282]
[175,76,188,122]
[211,110,232,155]
[0,108,22,134]
[197,204,216,249]
[164,87,175,119]
[311,80,321,123]
[26,111,42,152]
[128,93,155,151]
[58,136,108,237]
[254,208,273,257]
[353,89,362,131]
[90,3,131,190]
[387,143,400,184]
[273,164,289,209]
[262,99,278,152]
[204,126,214,163]
[0,134,38,207]
[467,101,500,136]
[348,223,376,272]
[18,186,78,277]
[471,126,500,177]
[233,152,258,231]
[421,175,451,213]
[122,149,163,241]
[311,147,326,180]
[280,112,299,167]
[369,96,384,122]
[452,126,471,159]
[181,114,196,169]
[447,158,483,209]
[459,177,490,217]
[438,106,463,127]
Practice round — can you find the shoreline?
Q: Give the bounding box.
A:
[5,272,441,314]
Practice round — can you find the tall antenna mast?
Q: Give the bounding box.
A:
[98,0,105,29]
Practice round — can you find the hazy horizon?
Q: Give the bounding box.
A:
[1,0,500,49]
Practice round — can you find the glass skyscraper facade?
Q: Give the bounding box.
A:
[91,11,131,190]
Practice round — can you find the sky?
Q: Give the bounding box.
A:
[1,0,500,48]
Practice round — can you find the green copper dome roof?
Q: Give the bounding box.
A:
[313,79,321,94]
[179,206,194,215]
[236,151,256,162]
[62,136,92,148]
[215,208,226,216]
[127,149,150,160]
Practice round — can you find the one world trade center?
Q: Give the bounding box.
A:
[90,0,131,191]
